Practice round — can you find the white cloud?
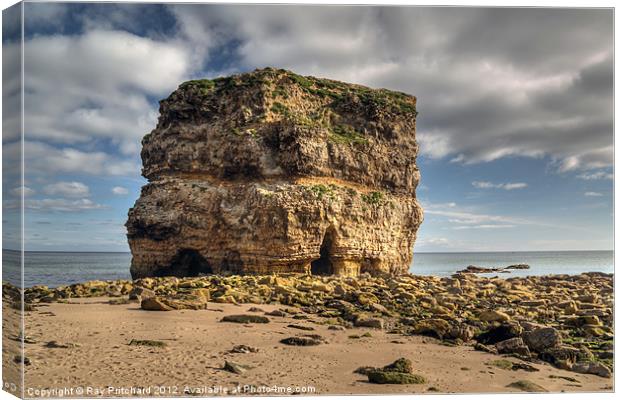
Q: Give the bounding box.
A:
[4,141,140,177]
[6,198,108,212]
[577,170,613,180]
[426,208,521,225]
[472,181,528,190]
[584,191,604,197]
[167,6,611,173]
[453,224,516,230]
[10,186,36,197]
[424,201,526,225]
[13,29,194,161]
[43,182,91,198]
[112,186,129,195]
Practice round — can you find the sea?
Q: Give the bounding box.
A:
[1,249,614,288]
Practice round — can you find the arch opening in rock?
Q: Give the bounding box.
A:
[161,249,213,277]
[311,229,335,275]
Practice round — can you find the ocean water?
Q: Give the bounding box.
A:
[1,249,614,288]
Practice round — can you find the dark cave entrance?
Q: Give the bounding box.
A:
[311,229,335,275]
[165,249,213,277]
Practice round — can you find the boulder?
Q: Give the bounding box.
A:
[354,317,385,330]
[413,319,451,339]
[478,310,511,322]
[495,337,530,357]
[571,362,612,378]
[539,345,581,366]
[523,327,562,353]
[367,371,426,385]
[280,335,327,346]
[223,360,251,375]
[140,297,173,311]
[507,380,548,392]
[221,314,270,324]
[476,322,523,344]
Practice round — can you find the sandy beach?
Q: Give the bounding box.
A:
[2,279,613,396]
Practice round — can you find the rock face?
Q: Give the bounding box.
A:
[126,68,423,279]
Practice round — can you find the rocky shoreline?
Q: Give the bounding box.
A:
[6,271,613,384]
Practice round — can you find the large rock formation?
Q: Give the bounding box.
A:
[126,68,423,279]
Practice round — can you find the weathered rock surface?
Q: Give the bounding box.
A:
[126,68,422,278]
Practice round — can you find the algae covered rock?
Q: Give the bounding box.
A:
[507,380,548,392]
[280,334,327,346]
[126,68,422,279]
[221,314,270,324]
[362,357,426,384]
[367,371,426,385]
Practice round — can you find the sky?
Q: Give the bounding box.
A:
[1,3,614,252]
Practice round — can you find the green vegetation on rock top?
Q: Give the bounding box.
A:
[177,68,417,117]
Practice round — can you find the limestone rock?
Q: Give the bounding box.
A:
[495,337,530,357]
[478,310,511,322]
[571,361,611,378]
[223,360,251,375]
[354,316,385,329]
[507,380,548,393]
[368,371,426,385]
[280,334,327,346]
[221,314,270,324]
[523,327,562,353]
[141,297,173,311]
[126,68,422,278]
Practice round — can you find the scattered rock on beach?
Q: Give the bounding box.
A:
[223,360,251,374]
[230,345,259,354]
[265,309,287,317]
[413,318,450,339]
[474,343,499,354]
[368,371,426,384]
[222,314,270,324]
[45,341,79,349]
[487,359,538,372]
[523,327,562,352]
[128,339,166,347]
[141,297,173,311]
[571,361,611,378]
[354,317,384,329]
[287,324,315,331]
[4,270,614,379]
[280,335,327,346]
[328,325,346,331]
[362,358,426,385]
[13,355,31,365]
[507,380,548,392]
[495,337,531,357]
[476,322,523,345]
[478,310,511,323]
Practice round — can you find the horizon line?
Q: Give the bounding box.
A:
[2,248,614,254]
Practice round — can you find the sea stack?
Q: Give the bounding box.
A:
[126,68,423,279]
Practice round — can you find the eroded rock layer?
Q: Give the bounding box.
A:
[126,68,423,278]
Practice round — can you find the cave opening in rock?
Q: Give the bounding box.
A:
[311,229,335,275]
[165,249,213,277]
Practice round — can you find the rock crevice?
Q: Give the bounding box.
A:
[126,68,423,278]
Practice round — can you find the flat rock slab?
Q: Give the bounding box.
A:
[367,371,426,385]
[280,334,327,346]
[222,314,270,324]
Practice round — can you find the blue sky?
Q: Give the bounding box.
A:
[2,3,613,252]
